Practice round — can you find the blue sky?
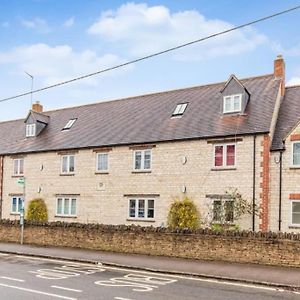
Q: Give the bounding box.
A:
[0,0,300,121]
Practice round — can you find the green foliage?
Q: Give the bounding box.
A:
[167,197,200,230]
[26,198,48,222]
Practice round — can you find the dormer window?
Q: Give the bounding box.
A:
[62,118,77,131]
[26,124,36,137]
[223,94,242,114]
[172,103,188,117]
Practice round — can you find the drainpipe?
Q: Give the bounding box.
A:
[278,151,283,231]
[252,135,256,231]
[0,156,3,219]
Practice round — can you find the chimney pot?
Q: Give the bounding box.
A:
[32,101,43,113]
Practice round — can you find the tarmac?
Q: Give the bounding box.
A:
[0,242,299,291]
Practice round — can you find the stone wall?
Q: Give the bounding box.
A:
[1,221,300,267]
[1,135,264,230]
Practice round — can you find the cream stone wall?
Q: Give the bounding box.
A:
[2,135,264,229]
[270,124,300,232]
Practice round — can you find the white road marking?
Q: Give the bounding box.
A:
[51,285,82,293]
[0,282,77,299]
[0,276,25,282]
[115,297,135,300]
[0,253,9,256]
[4,254,298,295]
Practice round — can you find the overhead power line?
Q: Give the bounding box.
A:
[1,5,300,104]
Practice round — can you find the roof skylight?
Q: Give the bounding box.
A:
[62,118,77,131]
[172,103,188,117]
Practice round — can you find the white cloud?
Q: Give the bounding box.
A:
[21,18,50,33]
[287,77,300,86]
[63,17,75,28]
[0,44,130,86]
[88,2,266,60]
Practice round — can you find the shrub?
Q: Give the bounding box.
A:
[26,198,48,222]
[167,197,200,230]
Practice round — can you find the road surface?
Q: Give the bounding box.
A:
[0,253,298,299]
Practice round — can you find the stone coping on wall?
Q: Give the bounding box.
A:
[1,219,300,241]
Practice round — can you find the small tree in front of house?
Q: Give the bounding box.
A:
[26,198,48,222]
[207,188,258,231]
[167,197,200,230]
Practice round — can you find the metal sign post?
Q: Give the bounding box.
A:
[17,177,25,245]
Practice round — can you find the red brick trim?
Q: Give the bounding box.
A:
[290,134,300,141]
[289,194,300,200]
[259,135,270,232]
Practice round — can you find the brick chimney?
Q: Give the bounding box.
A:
[274,55,285,96]
[32,101,43,113]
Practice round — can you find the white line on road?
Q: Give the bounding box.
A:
[51,285,82,293]
[114,297,135,300]
[0,282,77,300]
[0,276,25,282]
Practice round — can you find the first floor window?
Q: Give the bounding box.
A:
[13,158,24,176]
[61,155,75,173]
[212,199,234,223]
[97,153,108,172]
[11,196,23,214]
[134,149,152,171]
[128,199,155,219]
[56,197,77,216]
[214,144,235,167]
[291,200,300,225]
[292,142,300,166]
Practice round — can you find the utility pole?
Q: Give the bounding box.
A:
[17,177,25,244]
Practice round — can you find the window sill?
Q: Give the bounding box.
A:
[289,225,300,229]
[289,166,300,170]
[55,215,77,218]
[10,213,20,216]
[127,218,155,222]
[131,170,152,174]
[11,175,24,178]
[60,173,75,176]
[211,167,236,171]
[95,171,109,175]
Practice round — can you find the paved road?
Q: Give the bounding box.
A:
[0,253,298,300]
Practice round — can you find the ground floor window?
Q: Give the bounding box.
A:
[11,196,23,214]
[56,197,77,217]
[128,199,154,220]
[291,200,300,225]
[212,199,234,223]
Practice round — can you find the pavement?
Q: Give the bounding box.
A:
[0,242,299,291]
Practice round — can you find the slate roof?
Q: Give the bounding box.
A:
[272,85,300,150]
[0,74,280,155]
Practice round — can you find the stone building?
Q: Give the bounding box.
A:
[0,55,298,232]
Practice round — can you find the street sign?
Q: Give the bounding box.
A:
[17,178,25,186]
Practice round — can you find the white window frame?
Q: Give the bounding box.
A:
[133,149,152,171]
[26,123,36,137]
[128,198,155,220]
[11,196,23,214]
[56,197,77,217]
[172,103,188,116]
[223,94,242,113]
[61,155,75,174]
[62,118,77,131]
[213,143,236,168]
[290,200,300,227]
[96,153,109,172]
[291,141,300,167]
[212,199,234,224]
[13,158,24,176]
